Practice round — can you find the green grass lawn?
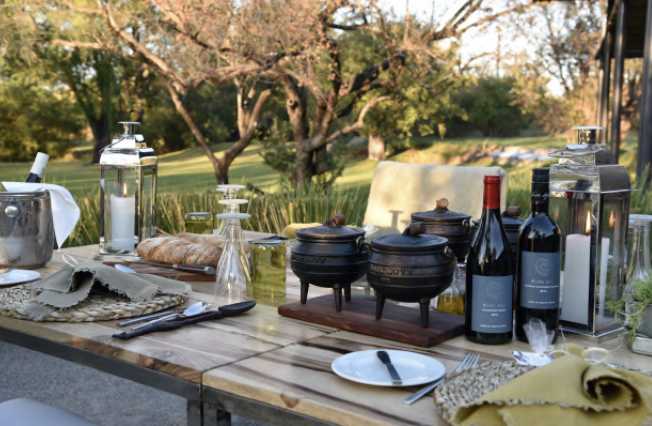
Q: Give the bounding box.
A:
[0,135,601,195]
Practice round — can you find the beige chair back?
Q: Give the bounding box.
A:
[362,162,508,236]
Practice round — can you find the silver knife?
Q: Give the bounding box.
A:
[377,351,402,385]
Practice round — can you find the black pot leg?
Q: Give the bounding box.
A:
[333,284,343,311]
[419,297,430,328]
[344,284,351,302]
[375,294,386,320]
[300,280,309,304]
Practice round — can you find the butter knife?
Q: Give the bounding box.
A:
[377,351,402,385]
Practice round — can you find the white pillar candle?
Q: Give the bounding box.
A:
[560,234,591,325]
[598,238,610,322]
[110,195,136,252]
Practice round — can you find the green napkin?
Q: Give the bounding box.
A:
[453,354,652,426]
[26,262,189,320]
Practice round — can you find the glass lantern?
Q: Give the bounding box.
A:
[99,122,157,255]
[548,126,631,339]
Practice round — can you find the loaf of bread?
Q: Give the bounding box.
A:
[138,233,250,266]
[137,235,226,266]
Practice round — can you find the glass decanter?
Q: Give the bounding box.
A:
[624,219,651,330]
[436,262,465,316]
[215,212,252,305]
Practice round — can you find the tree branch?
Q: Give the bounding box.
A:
[325,95,392,144]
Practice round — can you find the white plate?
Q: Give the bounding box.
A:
[0,270,41,286]
[331,349,446,387]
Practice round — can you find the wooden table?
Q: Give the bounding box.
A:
[0,239,650,426]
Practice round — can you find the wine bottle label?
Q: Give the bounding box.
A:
[471,274,513,333]
[519,252,561,309]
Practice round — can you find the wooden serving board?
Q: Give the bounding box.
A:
[278,294,465,347]
[101,261,216,282]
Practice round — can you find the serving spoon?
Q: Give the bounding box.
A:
[132,302,210,330]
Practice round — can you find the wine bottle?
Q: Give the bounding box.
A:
[24,152,49,183]
[465,175,514,345]
[515,168,561,343]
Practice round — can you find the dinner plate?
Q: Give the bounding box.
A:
[331,349,446,387]
[0,270,41,286]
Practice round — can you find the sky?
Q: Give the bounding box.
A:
[375,0,591,95]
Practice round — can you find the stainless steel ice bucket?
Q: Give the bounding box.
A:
[0,191,54,269]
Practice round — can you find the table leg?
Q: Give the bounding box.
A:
[203,401,232,426]
[187,400,203,426]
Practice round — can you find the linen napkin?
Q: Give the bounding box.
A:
[2,182,80,249]
[26,262,189,320]
[452,354,652,426]
[282,223,322,239]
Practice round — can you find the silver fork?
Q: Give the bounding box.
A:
[402,352,480,405]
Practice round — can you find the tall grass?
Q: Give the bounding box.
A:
[63,185,369,247]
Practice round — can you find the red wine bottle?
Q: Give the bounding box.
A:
[465,175,514,345]
[25,152,49,183]
[515,168,561,343]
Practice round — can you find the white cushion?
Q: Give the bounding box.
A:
[363,162,508,236]
[0,398,99,426]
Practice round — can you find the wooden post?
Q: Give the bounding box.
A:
[610,0,627,164]
[368,134,385,161]
[637,0,652,179]
[598,30,612,146]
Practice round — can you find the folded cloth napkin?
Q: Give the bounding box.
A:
[2,182,80,249]
[453,354,652,426]
[282,223,322,239]
[26,262,189,320]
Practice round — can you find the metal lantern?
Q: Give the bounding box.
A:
[548,126,631,340]
[99,122,157,256]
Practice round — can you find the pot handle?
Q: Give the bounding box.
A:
[355,236,368,254]
[404,222,425,236]
[461,218,471,235]
[444,246,457,267]
[325,213,346,227]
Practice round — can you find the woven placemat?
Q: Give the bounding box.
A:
[0,284,185,322]
[434,360,652,424]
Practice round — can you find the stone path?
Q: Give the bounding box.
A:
[0,341,263,426]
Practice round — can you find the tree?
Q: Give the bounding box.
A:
[4,0,535,184]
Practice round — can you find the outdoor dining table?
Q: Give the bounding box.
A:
[1,232,651,426]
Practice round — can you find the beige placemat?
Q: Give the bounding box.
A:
[0,284,185,322]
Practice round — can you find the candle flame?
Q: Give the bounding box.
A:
[585,211,591,234]
[609,211,614,227]
[123,182,127,196]
[554,208,559,221]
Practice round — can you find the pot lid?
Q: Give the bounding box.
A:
[473,206,523,228]
[501,206,523,229]
[411,198,472,224]
[370,222,448,253]
[295,214,365,240]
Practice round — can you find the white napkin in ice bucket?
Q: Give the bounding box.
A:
[2,182,80,249]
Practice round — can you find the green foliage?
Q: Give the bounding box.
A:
[257,121,345,189]
[0,58,86,161]
[452,76,530,138]
[607,276,652,343]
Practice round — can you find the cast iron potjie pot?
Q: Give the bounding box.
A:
[367,222,456,328]
[410,198,472,262]
[291,214,368,311]
[472,206,523,264]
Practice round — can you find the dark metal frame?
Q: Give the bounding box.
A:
[0,326,204,425]
[610,0,628,163]
[0,326,341,426]
[638,0,652,178]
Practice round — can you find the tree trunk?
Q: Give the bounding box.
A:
[368,134,385,161]
[89,116,112,164]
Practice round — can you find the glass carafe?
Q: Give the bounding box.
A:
[625,220,651,329]
[215,213,251,305]
[216,184,245,236]
[436,262,465,316]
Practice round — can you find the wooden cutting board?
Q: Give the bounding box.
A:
[278,295,465,347]
[101,261,216,282]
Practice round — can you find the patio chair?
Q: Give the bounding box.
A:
[363,162,508,236]
[0,398,99,426]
